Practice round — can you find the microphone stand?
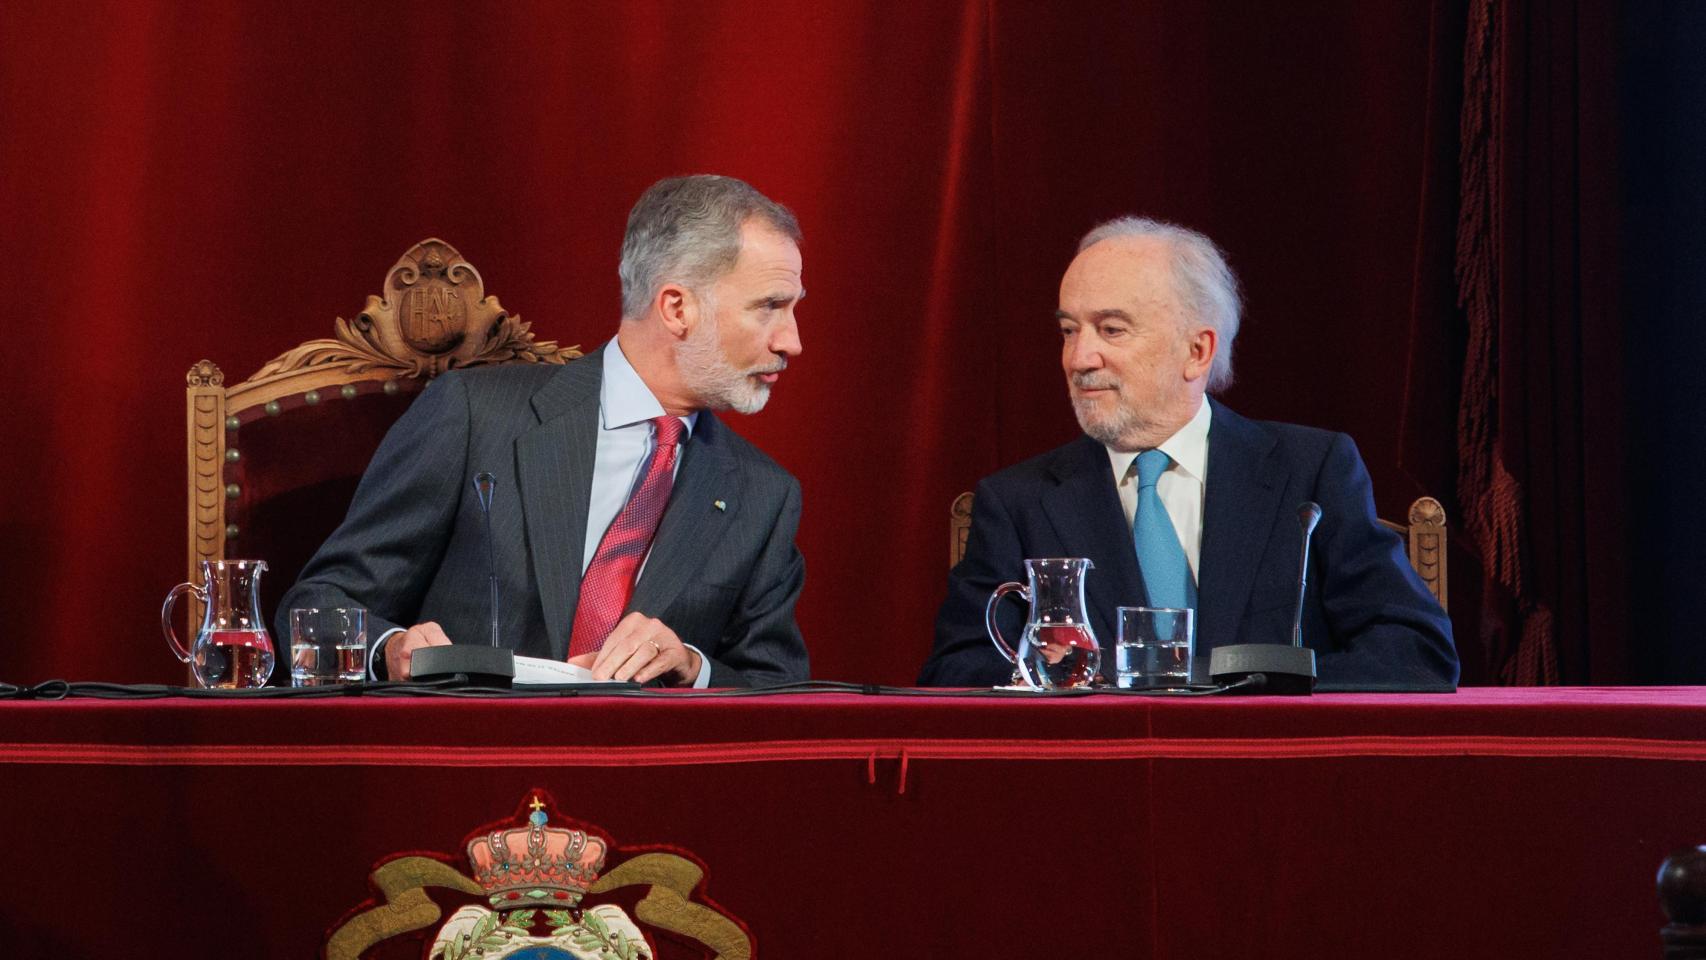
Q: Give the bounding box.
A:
[1207,501,1321,695]
[409,472,517,687]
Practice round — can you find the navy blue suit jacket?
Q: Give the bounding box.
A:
[920,400,1458,689]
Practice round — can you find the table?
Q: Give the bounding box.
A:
[2,687,1701,958]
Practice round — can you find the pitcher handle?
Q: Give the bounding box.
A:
[161,581,206,664]
[985,581,1029,665]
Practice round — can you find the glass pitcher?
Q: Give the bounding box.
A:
[161,559,275,688]
[986,558,1102,689]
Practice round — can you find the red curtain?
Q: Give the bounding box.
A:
[1402,0,1627,684]
[0,1,1618,685]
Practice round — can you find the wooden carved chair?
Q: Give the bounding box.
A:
[1377,497,1448,612]
[948,492,1449,613]
[184,239,581,648]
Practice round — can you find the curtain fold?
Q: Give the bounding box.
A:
[1407,0,1624,684]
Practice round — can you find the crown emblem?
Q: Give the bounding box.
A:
[465,795,607,909]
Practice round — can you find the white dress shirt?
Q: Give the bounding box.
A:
[1104,398,1213,581]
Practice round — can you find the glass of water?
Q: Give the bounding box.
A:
[1115,606,1195,689]
[289,607,367,686]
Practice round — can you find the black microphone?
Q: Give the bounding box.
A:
[407,471,516,687]
[474,471,499,648]
[1207,501,1321,695]
[1291,501,1322,647]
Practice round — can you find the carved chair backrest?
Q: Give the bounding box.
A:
[185,239,582,646]
[948,492,1449,614]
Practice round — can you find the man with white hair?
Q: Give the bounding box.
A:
[280,175,809,686]
[920,217,1457,687]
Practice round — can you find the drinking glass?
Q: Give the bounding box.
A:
[1115,606,1195,689]
[289,607,367,686]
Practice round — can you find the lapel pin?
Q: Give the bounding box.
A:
[714,499,727,512]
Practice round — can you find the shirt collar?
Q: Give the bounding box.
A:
[1105,396,1213,483]
[600,337,698,436]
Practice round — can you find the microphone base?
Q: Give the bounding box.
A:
[410,645,516,688]
[1209,644,1317,695]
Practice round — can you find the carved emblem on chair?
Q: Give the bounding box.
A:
[244,239,575,392]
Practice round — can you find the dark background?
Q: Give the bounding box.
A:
[0,0,1700,687]
[1622,1,1706,683]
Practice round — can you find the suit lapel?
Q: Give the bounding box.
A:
[516,347,604,660]
[628,413,739,619]
[1040,437,1144,658]
[1196,399,1283,654]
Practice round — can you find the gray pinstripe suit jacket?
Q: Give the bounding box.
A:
[275,345,809,687]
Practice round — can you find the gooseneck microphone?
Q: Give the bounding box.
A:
[1291,501,1322,647]
[474,472,500,649]
[1207,501,1323,695]
[406,470,517,687]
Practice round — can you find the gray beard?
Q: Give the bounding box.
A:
[1073,395,1150,450]
[676,314,771,415]
[1069,372,1163,451]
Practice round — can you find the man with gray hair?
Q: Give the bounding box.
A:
[280,174,809,686]
[920,217,1457,687]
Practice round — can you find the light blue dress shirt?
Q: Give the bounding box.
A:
[588,340,712,687]
[584,339,697,573]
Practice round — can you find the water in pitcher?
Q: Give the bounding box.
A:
[194,629,276,689]
[986,558,1102,689]
[1020,623,1101,688]
[163,559,276,688]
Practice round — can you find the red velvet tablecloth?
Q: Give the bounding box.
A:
[2,687,1701,958]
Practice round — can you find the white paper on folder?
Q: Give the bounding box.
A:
[512,655,598,685]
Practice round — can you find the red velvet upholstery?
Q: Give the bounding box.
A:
[2,688,1701,957]
[226,382,422,640]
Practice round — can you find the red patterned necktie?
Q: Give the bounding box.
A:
[568,416,686,658]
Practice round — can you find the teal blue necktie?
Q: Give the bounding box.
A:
[1133,449,1197,610]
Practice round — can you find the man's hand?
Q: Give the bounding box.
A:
[386,621,452,681]
[571,612,701,685]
